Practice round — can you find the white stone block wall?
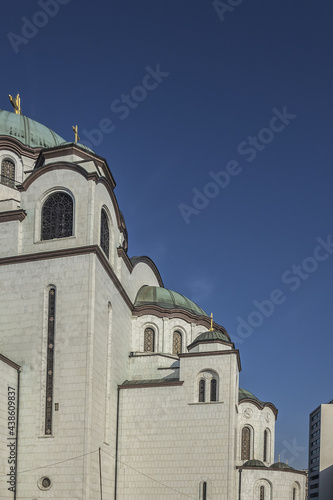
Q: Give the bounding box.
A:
[237,402,276,465]
[239,467,306,500]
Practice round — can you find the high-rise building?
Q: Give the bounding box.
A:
[308,401,333,499]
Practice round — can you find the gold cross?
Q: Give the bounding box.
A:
[9,94,22,115]
[209,312,214,331]
[72,125,80,143]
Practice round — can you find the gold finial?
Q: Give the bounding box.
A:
[72,125,80,143]
[9,94,22,115]
[209,313,214,331]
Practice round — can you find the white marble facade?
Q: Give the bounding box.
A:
[0,110,306,499]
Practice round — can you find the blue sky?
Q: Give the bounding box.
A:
[2,0,333,468]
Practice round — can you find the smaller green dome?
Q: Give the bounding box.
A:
[270,462,294,470]
[239,388,266,406]
[243,459,266,468]
[188,329,231,348]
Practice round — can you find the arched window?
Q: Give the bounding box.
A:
[210,378,217,401]
[100,208,110,257]
[41,192,73,240]
[199,379,205,402]
[1,159,15,187]
[172,331,182,354]
[202,482,207,500]
[241,427,251,460]
[144,327,155,352]
[292,487,296,500]
[260,485,265,500]
[263,429,268,462]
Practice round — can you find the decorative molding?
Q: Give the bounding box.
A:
[117,247,132,272]
[119,381,183,390]
[180,349,242,372]
[238,399,278,419]
[0,209,26,223]
[0,353,20,371]
[0,135,40,159]
[133,304,229,336]
[0,244,133,311]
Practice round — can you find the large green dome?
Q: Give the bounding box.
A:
[134,285,207,317]
[0,110,65,149]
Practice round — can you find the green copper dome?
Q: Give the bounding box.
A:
[238,388,266,406]
[242,459,266,468]
[0,110,65,149]
[187,329,231,349]
[134,285,207,317]
[270,462,294,470]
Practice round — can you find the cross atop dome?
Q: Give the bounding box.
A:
[9,94,22,115]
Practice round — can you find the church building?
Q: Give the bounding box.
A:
[0,99,306,499]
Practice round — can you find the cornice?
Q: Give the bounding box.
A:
[238,399,278,419]
[117,249,164,287]
[0,135,40,159]
[0,353,21,371]
[180,349,242,372]
[119,381,183,390]
[236,465,306,475]
[0,209,26,223]
[133,304,229,335]
[17,162,99,192]
[0,244,133,310]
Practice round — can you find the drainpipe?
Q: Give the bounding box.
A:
[114,387,120,500]
[238,468,242,500]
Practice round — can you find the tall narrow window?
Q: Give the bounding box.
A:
[202,482,207,500]
[210,378,217,401]
[144,327,155,352]
[100,208,110,257]
[293,487,296,500]
[1,159,15,187]
[241,427,251,460]
[172,331,182,354]
[263,429,268,462]
[45,287,56,435]
[41,192,73,240]
[260,485,265,500]
[199,379,205,402]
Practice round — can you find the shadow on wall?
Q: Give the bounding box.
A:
[319,464,333,497]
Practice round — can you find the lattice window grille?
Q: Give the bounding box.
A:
[100,209,110,257]
[260,485,265,500]
[41,192,73,240]
[199,379,205,402]
[172,331,182,355]
[210,378,217,401]
[241,427,250,460]
[1,159,15,187]
[45,288,56,435]
[144,327,155,352]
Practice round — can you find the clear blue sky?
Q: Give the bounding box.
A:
[2,0,333,468]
